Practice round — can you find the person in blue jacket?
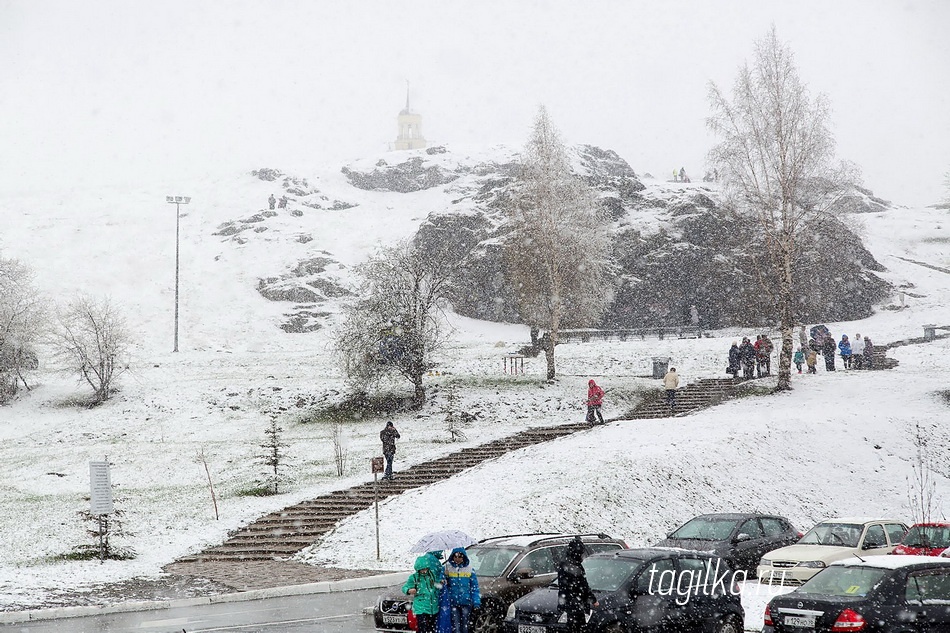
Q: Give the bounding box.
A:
[838,334,853,369]
[443,547,480,633]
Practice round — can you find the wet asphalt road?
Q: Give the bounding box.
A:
[0,587,381,633]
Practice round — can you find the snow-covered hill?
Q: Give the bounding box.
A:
[0,148,948,617]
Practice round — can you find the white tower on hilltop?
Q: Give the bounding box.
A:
[394,82,426,151]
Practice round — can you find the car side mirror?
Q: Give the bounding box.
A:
[734,533,751,543]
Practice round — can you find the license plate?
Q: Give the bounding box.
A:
[518,626,546,633]
[382,614,408,625]
[784,615,816,628]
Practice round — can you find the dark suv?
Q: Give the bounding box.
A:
[373,533,627,632]
[502,548,744,633]
[655,512,801,575]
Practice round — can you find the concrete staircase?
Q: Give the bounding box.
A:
[176,424,591,562]
[621,377,741,419]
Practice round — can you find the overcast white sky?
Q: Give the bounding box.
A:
[1,0,948,206]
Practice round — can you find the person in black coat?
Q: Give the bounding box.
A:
[557,537,598,633]
[738,337,756,379]
[821,334,837,371]
[727,341,741,379]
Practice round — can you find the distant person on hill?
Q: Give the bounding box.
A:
[793,348,805,374]
[838,334,853,369]
[585,379,605,425]
[852,333,866,369]
[863,337,875,369]
[739,337,756,379]
[278,195,288,209]
[663,367,679,411]
[380,421,400,481]
[673,168,679,182]
[727,341,741,379]
[268,194,276,210]
[679,167,689,183]
[821,333,837,371]
[806,348,818,374]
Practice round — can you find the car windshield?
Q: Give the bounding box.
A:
[582,557,644,592]
[799,523,862,548]
[797,566,887,597]
[466,547,520,577]
[903,526,950,549]
[670,517,739,541]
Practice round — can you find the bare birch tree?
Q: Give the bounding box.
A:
[707,26,854,391]
[334,240,452,406]
[505,106,612,380]
[0,257,45,402]
[50,294,130,404]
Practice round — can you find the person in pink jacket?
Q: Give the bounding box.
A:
[586,379,605,425]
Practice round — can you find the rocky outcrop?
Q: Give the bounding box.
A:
[341,155,460,193]
[257,256,349,332]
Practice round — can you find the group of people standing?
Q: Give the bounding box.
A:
[403,548,481,633]
[796,330,875,373]
[727,334,774,379]
[402,537,596,633]
[727,327,876,378]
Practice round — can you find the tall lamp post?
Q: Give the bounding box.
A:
[166,196,191,352]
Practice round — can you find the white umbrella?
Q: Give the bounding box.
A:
[409,529,477,553]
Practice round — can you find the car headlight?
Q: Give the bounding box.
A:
[505,603,516,621]
[760,559,771,566]
[797,561,826,568]
[558,611,568,624]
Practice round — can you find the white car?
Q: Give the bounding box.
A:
[757,517,908,585]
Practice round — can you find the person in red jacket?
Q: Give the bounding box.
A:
[586,379,605,425]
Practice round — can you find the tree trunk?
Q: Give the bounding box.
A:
[776,249,795,391]
[544,334,556,380]
[412,373,426,407]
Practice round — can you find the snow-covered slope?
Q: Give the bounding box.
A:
[0,152,947,615]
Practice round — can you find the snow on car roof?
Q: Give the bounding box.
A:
[819,517,903,524]
[831,555,950,570]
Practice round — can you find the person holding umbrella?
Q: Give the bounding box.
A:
[403,555,443,633]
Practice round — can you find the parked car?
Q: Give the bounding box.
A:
[763,556,950,633]
[502,547,744,633]
[373,532,626,632]
[758,518,908,586]
[891,522,950,556]
[654,512,801,575]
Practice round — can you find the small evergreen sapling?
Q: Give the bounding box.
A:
[258,414,291,494]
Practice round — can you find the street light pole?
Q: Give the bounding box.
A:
[165,196,191,352]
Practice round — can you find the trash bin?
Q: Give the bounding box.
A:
[652,356,671,379]
[923,324,937,342]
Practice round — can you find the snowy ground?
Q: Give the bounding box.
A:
[1,170,948,630]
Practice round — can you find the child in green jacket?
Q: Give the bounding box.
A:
[403,555,442,633]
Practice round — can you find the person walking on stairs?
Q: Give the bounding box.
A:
[663,367,679,412]
[380,421,400,480]
[585,379,605,425]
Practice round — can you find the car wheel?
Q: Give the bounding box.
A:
[715,615,742,633]
[471,602,501,633]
